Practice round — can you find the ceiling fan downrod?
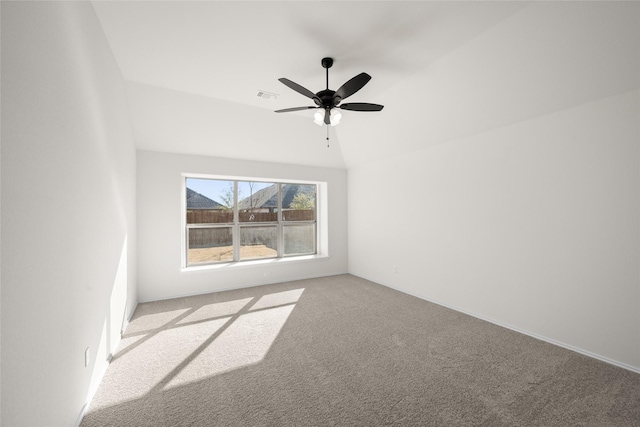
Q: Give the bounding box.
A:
[321,57,333,90]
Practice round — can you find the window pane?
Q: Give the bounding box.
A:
[240,226,277,260]
[184,177,321,268]
[282,184,316,222]
[284,224,316,255]
[186,178,234,224]
[188,227,233,265]
[238,181,278,222]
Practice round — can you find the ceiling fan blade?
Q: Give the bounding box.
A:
[278,78,321,105]
[324,109,331,125]
[275,106,316,113]
[334,73,371,102]
[339,102,384,111]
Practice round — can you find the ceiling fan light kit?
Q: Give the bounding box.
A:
[275,57,384,128]
[314,109,342,127]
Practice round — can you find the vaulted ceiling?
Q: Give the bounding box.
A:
[92,1,639,169]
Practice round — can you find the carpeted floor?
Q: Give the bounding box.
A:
[81,274,640,426]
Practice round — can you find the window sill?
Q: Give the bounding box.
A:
[181,254,330,273]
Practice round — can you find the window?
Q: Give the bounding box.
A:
[184,176,318,267]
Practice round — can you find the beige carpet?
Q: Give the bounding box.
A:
[81,274,640,426]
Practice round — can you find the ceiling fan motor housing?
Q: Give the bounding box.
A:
[317,89,338,108]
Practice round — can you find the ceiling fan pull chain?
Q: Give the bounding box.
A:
[326,125,330,148]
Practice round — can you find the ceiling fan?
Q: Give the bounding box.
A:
[275,57,384,126]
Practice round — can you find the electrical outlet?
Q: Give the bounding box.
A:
[393,265,398,273]
[264,272,271,278]
[85,347,90,368]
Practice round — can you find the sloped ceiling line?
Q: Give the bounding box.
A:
[92,1,638,169]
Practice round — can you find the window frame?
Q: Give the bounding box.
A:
[182,174,322,269]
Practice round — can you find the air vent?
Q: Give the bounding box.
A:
[257,90,278,100]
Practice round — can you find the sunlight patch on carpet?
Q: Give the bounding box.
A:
[125,308,191,335]
[89,288,305,410]
[250,288,305,311]
[177,297,254,325]
[165,304,296,389]
[163,289,305,390]
[90,317,231,410]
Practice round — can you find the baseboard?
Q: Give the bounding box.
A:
[75,403,88,427]
[137,270,348,303]
[74,353,110,427]
[367,277,640,375]
[75,303,139,427]
[121,301,138,335]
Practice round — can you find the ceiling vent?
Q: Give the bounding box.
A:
[257,90,278,100]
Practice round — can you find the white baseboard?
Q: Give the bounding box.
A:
[75,302,138,427]
[137,270,347,303]
[371,278,640,375]
[75,403,88,427]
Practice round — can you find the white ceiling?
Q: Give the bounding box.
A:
[92,1,639,169]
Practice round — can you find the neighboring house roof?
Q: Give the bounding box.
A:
[186,188,223,209]
[237,184,279,210]
[281,184,309,208]
[238,184,312,210]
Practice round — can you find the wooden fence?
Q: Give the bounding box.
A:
[187,209,314,224]
[188,222,315,252]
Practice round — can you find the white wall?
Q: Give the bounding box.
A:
[137,150,347,302]
[1,3,137,425]
[348,0,639,374]
[349,89,640,371]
